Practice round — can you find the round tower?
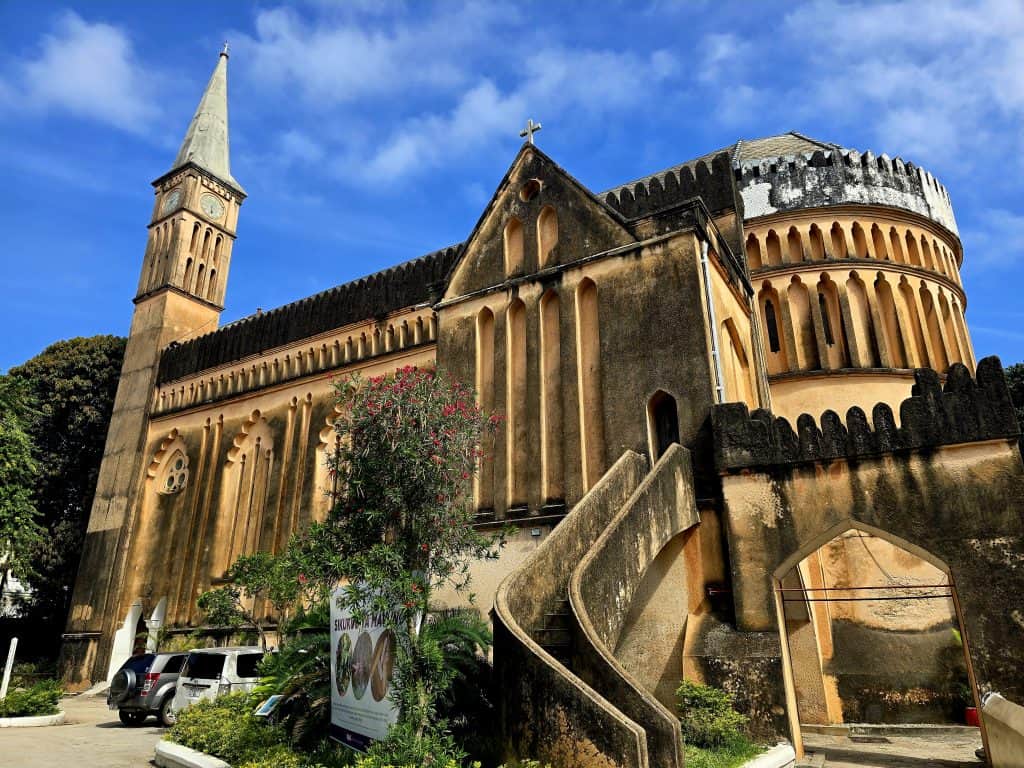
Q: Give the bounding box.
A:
[735,134,972,422]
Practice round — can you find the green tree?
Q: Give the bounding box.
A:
[7,335,125,642]
[0,376,44,605]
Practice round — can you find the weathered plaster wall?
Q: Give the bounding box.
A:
[713,360,1024,711]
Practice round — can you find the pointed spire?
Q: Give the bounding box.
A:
[169,47,243,193]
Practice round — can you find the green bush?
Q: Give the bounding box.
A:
[166,692,287,764]
[675,680,748,749]
[0,679,62,717]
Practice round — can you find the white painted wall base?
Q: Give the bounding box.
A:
[0,711,65,728]
[154,741,230,768]
[742,742,796,768]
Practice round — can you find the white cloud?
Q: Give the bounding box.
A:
[961,208,1024,266]
[360,47,679,180]
[10,11,160,132]
[279,129,325,165]
[236,4,504,105]
[698,32,749,84]
[774,0,1024,168]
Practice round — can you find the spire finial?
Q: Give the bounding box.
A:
[221,40,230,58]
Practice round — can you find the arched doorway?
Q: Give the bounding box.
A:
[772,522,986,764]
[647,391,680,460]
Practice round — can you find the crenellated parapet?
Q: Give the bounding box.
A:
[157,244,461,384]
[602,152,736,220]
[713,356,1019,472]
[737,148,958,237]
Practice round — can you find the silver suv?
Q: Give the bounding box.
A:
[107,652,186,726]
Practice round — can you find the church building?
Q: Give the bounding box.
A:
[61,51,1024,766]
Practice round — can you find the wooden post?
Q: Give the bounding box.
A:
[1,637,17,700]
[950,579,991,767]
[773,580,804,758]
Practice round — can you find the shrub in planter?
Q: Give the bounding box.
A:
[166,692,287,764]
[0,679,62,717]
[676,680,748,749]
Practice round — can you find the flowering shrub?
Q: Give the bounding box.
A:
[324,367,503,748]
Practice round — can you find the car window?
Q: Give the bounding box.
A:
[161,654,185,674]
[182,652,225,679]
[235,653,263,678]
[120,653,156,674]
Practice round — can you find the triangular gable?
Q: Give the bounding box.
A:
[443,144,636,300]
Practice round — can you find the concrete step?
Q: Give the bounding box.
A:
[801,722,979,737]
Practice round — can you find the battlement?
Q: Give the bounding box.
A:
[602,152,736,220]
[156,244,462,384]
[736,147,958,236]
[713,357,1019,472]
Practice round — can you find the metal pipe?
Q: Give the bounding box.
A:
[699,239,726,403]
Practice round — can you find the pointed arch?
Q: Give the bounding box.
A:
[746,233,763,270]
[898,277,929,368]
[830,222,848,259]
[647,390,680,460]
[766,230,782,267]
[787,276,819,371]
[871,224,888,260]
[475,307,495,512]
[809,224,826,261]
[905,230,922,266]
[575,278,605,491]
[506,298,527,509]
[874,275,907,368]
[938,290,963,364]
[207,269,217,302]
[816,274,849,368]
[759,282,789,374]
[787,227,804,263]
[537,206,559,268]
[889,227,905,264]
[540,290,563,502]
[219,412,275,573]
[846,271,880,367]
[920,235,935,271]
[852,222,869,259]
[919,285,949,371]
[504,217,524,276]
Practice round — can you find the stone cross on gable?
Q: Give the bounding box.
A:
[520,118,542,145]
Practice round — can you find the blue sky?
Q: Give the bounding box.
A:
[1,0,1023,372]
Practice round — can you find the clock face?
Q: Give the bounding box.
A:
[161,188,182,215]
[200,193,225,220]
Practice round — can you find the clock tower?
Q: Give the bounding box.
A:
[62,48,245,686]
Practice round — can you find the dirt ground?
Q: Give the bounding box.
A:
[802,731,984,767]
[0,694,163,768]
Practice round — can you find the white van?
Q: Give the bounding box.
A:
[169,646,265,722]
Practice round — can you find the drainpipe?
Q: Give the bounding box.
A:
[699,238,726,403]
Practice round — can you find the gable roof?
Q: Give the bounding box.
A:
[156,132,831,383]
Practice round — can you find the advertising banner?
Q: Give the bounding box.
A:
[329,586,400,752]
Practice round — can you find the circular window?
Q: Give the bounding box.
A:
[519,178,542,202]
[158,449,189,495]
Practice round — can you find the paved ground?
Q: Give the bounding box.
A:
[0,694,163,768]
[803,731,984,767]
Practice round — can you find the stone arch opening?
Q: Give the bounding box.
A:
[647,390,680,461]
[772,521,981,759]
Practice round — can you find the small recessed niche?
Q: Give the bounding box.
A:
[519,178,542,202]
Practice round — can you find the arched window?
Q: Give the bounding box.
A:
[830,222,848,259]
[537,206,558,267]
[871,224,888,260]
[647,391,679,460]
[818,292,835,346]
[809,224,826,261]
[504,217,524,276]
[746,234,763,269]
[475,307,495,512]
[765,299,781,352]
[766,230,782,266]
[852,223,869,259]
[576,278,604,490]
[158,449,189,495]
[787,227,803,263]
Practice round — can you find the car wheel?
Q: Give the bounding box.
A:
[159,695,177,727]
[118,710,147,726]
